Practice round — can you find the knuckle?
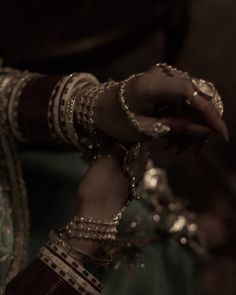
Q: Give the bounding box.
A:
[133,74,147,96]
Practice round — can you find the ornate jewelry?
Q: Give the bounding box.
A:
[61,73,99,148]
[119,75,170,138]
[49,229,112,268]
[76,80,118,134]
[63,214,121,242]
[50,74,77,144]
[153,63,224,117]
[121,143,142,200]
[45,241,103,289]
[38,246,102,295]
[191,78,224,116]
[153,63,190,80]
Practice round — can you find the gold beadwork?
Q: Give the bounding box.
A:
[76,81,118,133]
[118,74,171,138]
[191,78,224,116]
[62,209,126,242]
[153,63,224,117]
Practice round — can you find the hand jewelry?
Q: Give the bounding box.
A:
[153,63,224,117]
[119,75,171,138]
[76,80,118,134]
[191,78,224,116]
[61,207,126,243]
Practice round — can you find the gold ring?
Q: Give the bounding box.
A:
[191,78,224,116]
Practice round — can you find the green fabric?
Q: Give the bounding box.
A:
[0,190,14,288]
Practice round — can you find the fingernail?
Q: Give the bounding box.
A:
[217,119,229,142]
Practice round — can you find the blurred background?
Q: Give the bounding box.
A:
[1,0,236,294]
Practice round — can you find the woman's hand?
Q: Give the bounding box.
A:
[71,144,148,254]
[94,65,228,144]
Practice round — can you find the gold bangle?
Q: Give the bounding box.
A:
[48,229,112,268]
[76,80,118,134]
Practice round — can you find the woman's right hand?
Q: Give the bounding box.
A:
[94,65,228,145]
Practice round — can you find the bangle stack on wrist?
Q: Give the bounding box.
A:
[48,72,99,145]
[75,80,118,134]
[48,230,112,268]
[45,206,127,271]
[38,242,103,294]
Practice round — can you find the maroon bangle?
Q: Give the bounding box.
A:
[5,258,80,295]
[17,75,62,144]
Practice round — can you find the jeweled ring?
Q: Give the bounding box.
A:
[191,78,216,99]
[190,78,224,116]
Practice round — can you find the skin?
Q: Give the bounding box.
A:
[72,66,229,256]
[71,144,149,254]
[70,67,232,295]
[94,67,228,142]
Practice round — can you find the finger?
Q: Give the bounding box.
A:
[182,80,229,141]
[134,114,212,143]
[186,124,211,138]
[190,94,229,141]
[135,71,186,103]
[135,115,171,139]
[157,116,212,137]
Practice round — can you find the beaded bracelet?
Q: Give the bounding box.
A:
[63,211,125,242]
[118,75,170,139]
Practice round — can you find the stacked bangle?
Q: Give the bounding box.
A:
[48,72,100,147]
[38,244,103,295]
[64,216,118,242]
[62,206,126,243]
[75,80,118,134]
[49,229,112,268]
[60,73,99,147]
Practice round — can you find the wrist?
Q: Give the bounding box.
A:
[94,84,140,142]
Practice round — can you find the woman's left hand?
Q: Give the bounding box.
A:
[94,65,228,145]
